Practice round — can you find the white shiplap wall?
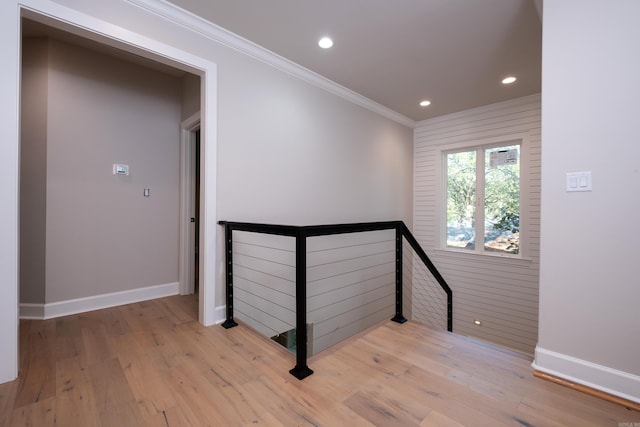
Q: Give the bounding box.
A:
[413,94,541,354]
[232,231,297,338]
[232,229,396,355]
[307,230,395,354]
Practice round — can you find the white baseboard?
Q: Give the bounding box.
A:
[213,305,226,324]
[19,282,179,320]
[533,346,640,404]
[19,303,45,320]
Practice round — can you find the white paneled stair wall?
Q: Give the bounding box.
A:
[231,229,395,355]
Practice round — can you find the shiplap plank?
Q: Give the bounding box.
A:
[313,295,394,341]
[307,262,394,297]
[233,242,295,266]
[233,265,295,296]
[307,230,394,252]
[309,282,394,329]
[307,273,394,312]
[234,287,296,327]
[307,252,394,283]
[232,230,294,250]
[234,253,295,282]
[234,298,294,338]
[307,240,394,268]
[233,276,296,311]
[312,306,392,354]
[451,296,538,325]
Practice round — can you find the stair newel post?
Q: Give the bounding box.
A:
[221,222,238,329]
[289,229,314,380]
[392,224,408,323]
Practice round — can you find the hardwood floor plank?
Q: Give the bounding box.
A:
[155,295,198,325]
[239,377,327,426]
[81,323,118,366]
[0,380,18,427]
[2,295,638,426]
[151,405,192,427]
[90,307,131,337]
[8,397,56,427]
[87,357,145,425]
[420,410,466,427]
[13,320,57,408]
[54,356,100,427]
[54,315,84,361]
[344,389,421,427]
[361,329,454,377]
[111,332,177,422]
[392,364,541,426]
[165,360,240,426]
[98,401,146,427]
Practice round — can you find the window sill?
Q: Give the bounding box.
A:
[433,247,534,263]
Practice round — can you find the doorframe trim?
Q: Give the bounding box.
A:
[179,112,200,296]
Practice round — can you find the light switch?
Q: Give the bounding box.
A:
[569,176,578,189]
[566,171,592,192]
[143,188,150,197]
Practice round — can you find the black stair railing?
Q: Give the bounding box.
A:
[218,220,452,380]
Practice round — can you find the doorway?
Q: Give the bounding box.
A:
[179,113,202,297]
[4,4,219,383]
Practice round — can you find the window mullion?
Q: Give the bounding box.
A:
[475,148,485,253]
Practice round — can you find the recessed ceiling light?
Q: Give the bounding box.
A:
[502,76,517,84]
[419,100,431,107]
[318,37,333,49]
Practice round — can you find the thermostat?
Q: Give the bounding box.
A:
[113,164,129,176]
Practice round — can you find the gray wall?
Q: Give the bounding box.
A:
[181,73,200,121]
[535,0,640,401]
[20,38,183,304]
[20,38,49,304]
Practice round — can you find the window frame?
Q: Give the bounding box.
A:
[440,136,527,258]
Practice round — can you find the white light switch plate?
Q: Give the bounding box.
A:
[566,171,592,192]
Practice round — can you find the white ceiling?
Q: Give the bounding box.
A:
[166,0,542,122]
[23,1,542,124]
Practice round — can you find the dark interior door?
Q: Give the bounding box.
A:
[194,129,200,293]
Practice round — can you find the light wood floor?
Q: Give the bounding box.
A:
[0,295,637,426]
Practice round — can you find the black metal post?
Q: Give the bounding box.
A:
[289,230,313,380]
[447,296,453,332]
[221,223,238,329]
[391,226,407,323]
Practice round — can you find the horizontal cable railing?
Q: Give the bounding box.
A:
[219,220,452,380]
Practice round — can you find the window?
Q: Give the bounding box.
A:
[445,143,521,255]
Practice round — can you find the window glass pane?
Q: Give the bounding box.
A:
[446,151,476,250]
[484,145,520,254]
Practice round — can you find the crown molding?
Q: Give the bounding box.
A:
[125,0,415,128]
